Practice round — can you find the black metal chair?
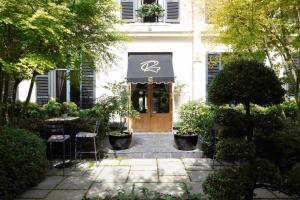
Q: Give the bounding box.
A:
[45,124,71,173]
[75,121,100,166]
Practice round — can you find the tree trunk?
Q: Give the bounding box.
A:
[22,72,37,114]
[0,67,3,103]
[2,74,10,124]
[9,79,21,122]
[245,101,253,140]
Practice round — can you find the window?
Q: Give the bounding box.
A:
[120,0,180,23]
[36,64,94,107]
[207,53,221,92]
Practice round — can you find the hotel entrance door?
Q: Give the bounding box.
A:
[129,83,172,132]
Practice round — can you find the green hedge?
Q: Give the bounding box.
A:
[0,127,48,200]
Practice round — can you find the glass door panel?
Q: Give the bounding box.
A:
[152,83,169,113]
[131,83,148,113]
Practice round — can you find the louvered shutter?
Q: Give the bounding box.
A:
[81,63,95,108]
[121,0,135,23]
[207,54,221,92]
[36,74,49,105]
[165,0,180,23]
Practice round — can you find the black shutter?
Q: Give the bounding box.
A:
[81,63,95,108]
[36,74,49,105]
[121,0,135,23]
[207,54,221,92]
[166,0,180,23]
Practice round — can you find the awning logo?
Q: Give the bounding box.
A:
[140,60,161,73]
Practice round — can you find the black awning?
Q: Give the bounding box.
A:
[126,53,175,83]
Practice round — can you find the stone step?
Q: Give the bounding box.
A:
[102,133,204,159]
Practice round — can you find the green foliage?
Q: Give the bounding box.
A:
[203,167,254,200]
[214,108,248,138]
[251,158,281,185]
[137,3,163,18]
[208,59,285,108]
[216,138,256,162]
[254,132,300,171]
[281,100,298,120]
[0,127,47,200]
[65,102,79,116]
[103,82,139,132]
[283,168,300,195]
[85,183,206,200]
[253,113,284,136]
[42,98,61,117]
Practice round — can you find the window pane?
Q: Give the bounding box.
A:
[131,83,148,113]
[152,83,169,113]
[56,70,66,103]
[70,70,80,106]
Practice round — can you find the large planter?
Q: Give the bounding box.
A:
[109,131,132,150]
[174,132,198,151]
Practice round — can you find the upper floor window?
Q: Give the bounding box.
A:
[120,0,180,23]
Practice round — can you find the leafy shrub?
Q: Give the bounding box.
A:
[203,167,254,200]
[281,100,297,120]
[283,168,300,195]
[214,108,248,138]
[65,101,79,116]
[216,138,256,162]
[42,98,61,117]
[253,113,284,136]
[0,127,47,199]
[255,133,300,171]
[25,102,46,118]
[251,158,281,185]
[177,101,216,156]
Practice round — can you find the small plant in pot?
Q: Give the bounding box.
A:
[174,124,199,151]
[174,101,202,150]
[104,82,139,150]
[137,3,163,22]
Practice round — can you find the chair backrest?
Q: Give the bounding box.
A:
[94,121,100,134]
[44,124,64,140]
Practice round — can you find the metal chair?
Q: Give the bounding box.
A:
[75,121,100,166]
[45,124,71,174]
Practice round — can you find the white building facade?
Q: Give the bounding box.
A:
[18,0,229,132]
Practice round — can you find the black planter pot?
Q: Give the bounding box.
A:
[109,131,132,150]
[174,132,198,151]
[143,16,157,22]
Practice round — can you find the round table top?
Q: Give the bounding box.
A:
[45,116,80,122]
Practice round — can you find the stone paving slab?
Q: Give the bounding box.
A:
[127,170,158,182]
[120,159,157,166]
[188,170,210,182]
[19,158,297,200]
[56,176,93,190]
[86,182,134,199]
[159,175,190,183]
[45,190,86,200]
[32,176,64,190]
[96,166,130,183]
[18,189,50,199]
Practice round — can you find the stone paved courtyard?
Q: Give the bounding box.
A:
[17,158,296,200]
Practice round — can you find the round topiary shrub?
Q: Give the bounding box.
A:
[208,59,285,112]
[0,127,48,199]
[203,167,254,200]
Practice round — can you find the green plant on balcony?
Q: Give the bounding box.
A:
[137,3,163,18]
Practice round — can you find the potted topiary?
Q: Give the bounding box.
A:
[174,101,201,150]
[104,82,139,150]
[137,3,163,22]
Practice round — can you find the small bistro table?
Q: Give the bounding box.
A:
[45,116,79,175]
